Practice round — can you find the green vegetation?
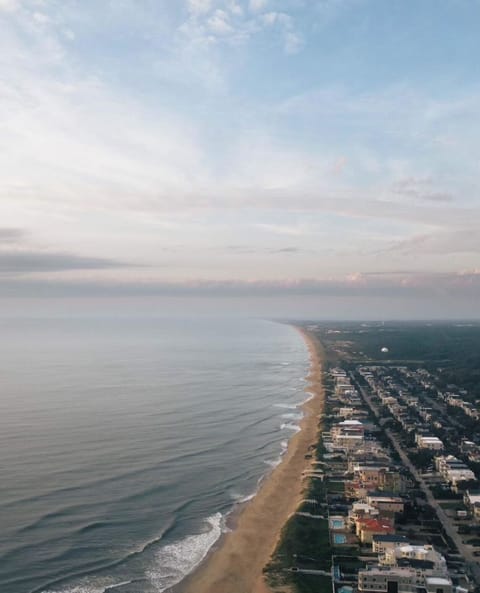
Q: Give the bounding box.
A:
[263,480,332,591]
[326,480,345,493]
[264,423,333,593]
[314,322,480,398]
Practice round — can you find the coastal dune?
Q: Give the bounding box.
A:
[177,328,325,593]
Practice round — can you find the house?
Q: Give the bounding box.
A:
[463,490,480,519]
[348,501,380,525]
[358,566,452,593]
[435,455,476,490]
[372,534,408,555]
[366,492,404,514]
[355,517,395,544]
[380,544,447,572]
[416,435,444,451]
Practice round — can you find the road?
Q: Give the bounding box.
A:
[350,372,480,587]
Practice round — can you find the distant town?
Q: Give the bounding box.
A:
[265,322,480,593]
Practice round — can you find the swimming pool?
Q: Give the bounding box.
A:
[333,534,347,544]
[330,519,345,529]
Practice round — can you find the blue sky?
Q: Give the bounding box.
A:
[1,0,480,317]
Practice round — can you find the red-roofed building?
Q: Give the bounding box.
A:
[355,516,395,544]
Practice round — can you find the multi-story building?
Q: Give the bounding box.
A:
[358,566,452,593]
[372,534,409,555]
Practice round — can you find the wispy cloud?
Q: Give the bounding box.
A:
[0,227,131,275]
[179,0,304,53]
[391,177,454,203]
[0,251,128,275]
[382,230,480,256]
[0,228,25,243]
[1,1,480,315]
[2,271,480,300]
[0,0,18,11]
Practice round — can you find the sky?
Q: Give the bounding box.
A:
[1,0,480,319]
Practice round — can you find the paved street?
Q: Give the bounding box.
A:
[350,372,480,587]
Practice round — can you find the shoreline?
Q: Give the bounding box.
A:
[174,326,325,593]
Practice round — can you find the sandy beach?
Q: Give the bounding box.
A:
[177,327,325,593]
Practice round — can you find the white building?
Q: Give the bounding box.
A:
[416,435,444,451]
[380,544,447,572]
[358,566,452,593]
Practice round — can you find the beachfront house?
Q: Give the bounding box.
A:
[358,566,453,593]
[355,517,395,544]
[372,534,408,555]
[366,492,404,514]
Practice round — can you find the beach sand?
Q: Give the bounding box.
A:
[176,327,325,593]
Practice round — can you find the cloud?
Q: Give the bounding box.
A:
[224,244,304,254]
[391,177,454,203]
[259,11,303,53]
[1,271,479,299]
[207,9,233,34]
[187,0,213,14]
[0,0,20,12]
[179,0,303,54]
[0,228,129,275]
[0,250,129,275]
[0,228,25,243]
[254,222,308,236]
[283,31,304,54]
[249,0,268,12]
[382,229,480,256]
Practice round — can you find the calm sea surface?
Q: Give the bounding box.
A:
[0,316,310,593]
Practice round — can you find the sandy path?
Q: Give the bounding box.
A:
[176,327,325,593]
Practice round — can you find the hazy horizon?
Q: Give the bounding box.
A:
[1,1,480,318]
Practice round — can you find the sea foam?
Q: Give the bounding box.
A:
[280,412,303,421]
[230,490,257,503]
[146,512,223,592]
[280,422,301,433]
[274,402,298,409]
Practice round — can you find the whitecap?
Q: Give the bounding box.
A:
[274,402,298,409]
[104,582,133,592]
[280,422,301,433]
[42,583,111,593]
[230,491,256,504]
[280,412,303,421]
[264,457,282,468]
[146,513,223,592]
[300,391,315,404]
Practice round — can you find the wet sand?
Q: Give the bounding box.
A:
[176,327,325,593]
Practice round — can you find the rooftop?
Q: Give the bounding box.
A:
[373,534,408,543]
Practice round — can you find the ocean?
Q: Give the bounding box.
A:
[0,316,310,593]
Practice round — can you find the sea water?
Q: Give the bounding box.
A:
[0,316,310,593]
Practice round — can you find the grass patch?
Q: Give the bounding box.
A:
[439,501,464,510]
[264,433,333,592]
[326,480,345,493]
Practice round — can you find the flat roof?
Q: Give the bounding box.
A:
[367,491,403,500]
[373,534,408,542]
[425,577,451,585]
[339,419,363,425]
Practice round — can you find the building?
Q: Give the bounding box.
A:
[355,517,395,544]
[416,435,444,451]
[463,490,480,519]
[348,501,380,525]
[380,544,447,572]
[434,455,476,489]
[351,464,406,494]
[358,566,452,593]
[372,534,409,555]
[366,492,404,514]
[331,419,365,452]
